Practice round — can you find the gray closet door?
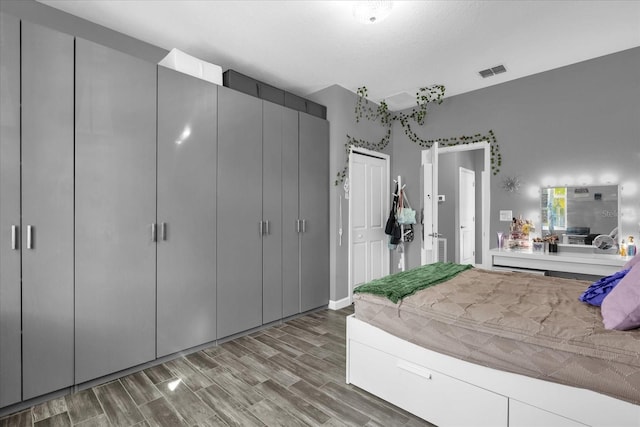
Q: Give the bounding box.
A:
[21,21,75,400]
[217,87,263,338]
[75,38,157,383]
[281,110,301,318]
[157,67,217,357]
[299,113,330,312]
[262,102,284,324]
[0,12,21,408]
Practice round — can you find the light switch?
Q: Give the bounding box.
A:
[500,210,513,221]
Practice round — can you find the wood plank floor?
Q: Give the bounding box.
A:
[0,307,435,427]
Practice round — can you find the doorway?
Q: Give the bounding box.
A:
[459,166,476,264]
[348,147,390,302]
[421,141,490,267]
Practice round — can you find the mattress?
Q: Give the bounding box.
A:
[353,268,640,405]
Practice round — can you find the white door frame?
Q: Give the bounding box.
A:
[421,144,439,265]
[422,141,491,268]
[348,146,390,303]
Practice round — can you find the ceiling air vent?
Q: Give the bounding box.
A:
[479,64,507,78]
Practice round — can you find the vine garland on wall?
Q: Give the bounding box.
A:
[335,85,502,185]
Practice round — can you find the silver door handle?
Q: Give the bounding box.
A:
[26,225,33,249]
[259,221,264,236]
[265,220,270,235]
[161,222,167,241]
[301,219,307,233]
[460,226,466,229]
[296,219,300,233]
[151,223,157,242]
[11,225,18,250]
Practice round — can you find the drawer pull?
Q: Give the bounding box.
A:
[397,360,432,380]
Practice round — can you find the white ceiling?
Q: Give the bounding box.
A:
[38,0,640,110]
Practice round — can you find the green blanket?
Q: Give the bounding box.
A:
[353,262,473,303]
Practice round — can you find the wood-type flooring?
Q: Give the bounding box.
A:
[0,306,434,427]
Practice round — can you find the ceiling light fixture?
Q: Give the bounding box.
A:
[353,1,393,24]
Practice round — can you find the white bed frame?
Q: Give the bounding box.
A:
[346,315,640,427]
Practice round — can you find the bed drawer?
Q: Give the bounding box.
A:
[509,400,587,427]
[349,340,508,427]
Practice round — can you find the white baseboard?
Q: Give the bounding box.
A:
[328,296,352,310]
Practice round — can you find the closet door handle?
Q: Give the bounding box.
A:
[296,219,301,233]
[11,225,18,250]
[161,222,167,241]
[265,220,270,235]
[259,221,264,236]
[301,219,307,233]
[26,225,33,249]
[151,223,157,242]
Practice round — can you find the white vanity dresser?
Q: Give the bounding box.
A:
[490,246,627,277]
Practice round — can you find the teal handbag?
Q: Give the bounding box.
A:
[397,190,416,225]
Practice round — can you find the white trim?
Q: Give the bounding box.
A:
[438,140,488,155]
[348,146,390,305]
[328,296,352,310]
[420,146,438,265]
[350,145,388,159]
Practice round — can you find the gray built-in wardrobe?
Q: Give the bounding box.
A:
[0,11,329,411]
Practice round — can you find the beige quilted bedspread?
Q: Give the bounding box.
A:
[353,268,640,405]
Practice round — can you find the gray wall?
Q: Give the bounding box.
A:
[307,85,391,303]
[391,46,640,273]
[313,46,639,304]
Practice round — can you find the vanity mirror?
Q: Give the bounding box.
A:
[541,185,619,245]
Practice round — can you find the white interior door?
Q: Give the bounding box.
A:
[459,167,476,264]
[349,150,389,296]
[421,144,439,265]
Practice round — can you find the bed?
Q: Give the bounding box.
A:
[346,263,640,427]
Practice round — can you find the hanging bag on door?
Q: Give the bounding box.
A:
[385,183,399,235]
[403,224,415,242]
[397,190,416,225]
[389,189,403,245]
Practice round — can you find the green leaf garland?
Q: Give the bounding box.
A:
[336,86,502,185]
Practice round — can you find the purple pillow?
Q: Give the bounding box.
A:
[579,269,628,306]
[623,253,640,270]
[601,264,640,330]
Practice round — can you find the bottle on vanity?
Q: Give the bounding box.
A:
[620,239,627,257]
[627,236,637,257]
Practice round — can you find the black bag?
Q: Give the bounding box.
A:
[390,222,402,244]
[403,224,415,242]
[385,183,399,235]
[385,211,396,235]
